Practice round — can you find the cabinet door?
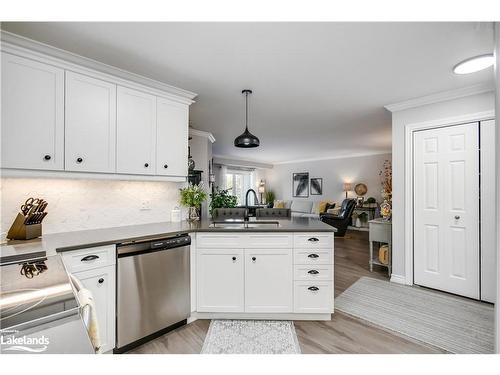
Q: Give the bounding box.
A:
[65,72,116,173]
[1,52,64,170]
[116,86,156,175]
[73,265,116,353]
[197,249,244,312]
[245,248,293,313]
[156,97,188,176]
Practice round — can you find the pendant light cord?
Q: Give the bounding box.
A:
[245,91,249,131]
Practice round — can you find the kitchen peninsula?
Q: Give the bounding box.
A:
[1,217,335,353]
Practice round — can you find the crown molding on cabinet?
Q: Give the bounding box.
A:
[384,82,495,112]
[189,128,216,143]
[0,30,197,105]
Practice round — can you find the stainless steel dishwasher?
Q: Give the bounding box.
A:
[115,233,190,353]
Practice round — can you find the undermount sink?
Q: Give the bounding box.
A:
[209,220,280,229]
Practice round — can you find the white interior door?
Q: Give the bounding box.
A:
[413,122,479,299]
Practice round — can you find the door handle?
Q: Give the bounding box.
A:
[81,255,99,262]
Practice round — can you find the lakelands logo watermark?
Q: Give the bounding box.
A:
[1,332,49,353]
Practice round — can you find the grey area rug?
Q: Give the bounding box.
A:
[201,320,301,354]
[335,277,494,354]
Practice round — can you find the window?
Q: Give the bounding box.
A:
[225,169,255,206]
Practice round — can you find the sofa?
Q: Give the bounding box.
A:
[273,200,340,219]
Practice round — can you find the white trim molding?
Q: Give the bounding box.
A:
[1,30,197,105]
[385,83,495,113]
[390,274,407,285]
[212,155,273,170]
[189,128,216,143]
[403,110,495,286]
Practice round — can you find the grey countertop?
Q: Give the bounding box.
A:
[1,217,335,259]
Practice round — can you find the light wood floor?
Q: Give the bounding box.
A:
[129,230,446,354]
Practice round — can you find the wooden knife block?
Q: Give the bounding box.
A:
[7,213,42,240]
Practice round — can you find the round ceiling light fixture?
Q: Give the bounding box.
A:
[234,89,260,148]
[453,54,494,75]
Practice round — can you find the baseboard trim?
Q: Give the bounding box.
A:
[390,274,407,285]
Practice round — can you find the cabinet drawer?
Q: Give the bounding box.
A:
[246,233,292,248]
[293,233,333,249]
[294,281,333,313]
[61,245,116,273]
[294,265,333,281]
[294,249,333,265]
[196,233,245,248]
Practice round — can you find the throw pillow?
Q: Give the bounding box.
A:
[274,200,285,209]
[325,202,336,211]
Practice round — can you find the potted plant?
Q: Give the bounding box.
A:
[209,187,237,216]
[265,191,275,208]
[179,183,208,221]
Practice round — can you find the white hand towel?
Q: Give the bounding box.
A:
[69,274,102,353]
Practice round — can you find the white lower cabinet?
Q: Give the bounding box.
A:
[61,245,116,353]
[197,249,244,312]
[294,281,333,313]
[195,232,334,318]
[244,249,292,313]
[72,265,116,353]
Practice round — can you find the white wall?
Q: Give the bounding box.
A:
[390,91,495,281]
[495,22,500,354]
[0,178,182,239]
[265,153,391,204]
[189,132,213,218]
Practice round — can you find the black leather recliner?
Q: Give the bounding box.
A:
[320,199,357,237]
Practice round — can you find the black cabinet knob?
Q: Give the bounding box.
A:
[76,157,83,163]
[98,278,104,284]
[232,256,236,261]
[164,164,168,169]
[252,257,256,262]
[44,155,51,161]
[144,163,149,168]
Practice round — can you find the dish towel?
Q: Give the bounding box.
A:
[69,274,102,353]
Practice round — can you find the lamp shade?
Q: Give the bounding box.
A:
[343,182,353,192]
[258,180,265,194]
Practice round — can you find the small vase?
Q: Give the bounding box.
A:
[355,217,361,228]
[188,206,200,222]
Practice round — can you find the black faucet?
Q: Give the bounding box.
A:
[244,189,259,221]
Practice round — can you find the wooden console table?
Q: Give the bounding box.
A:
[368,218,392,276]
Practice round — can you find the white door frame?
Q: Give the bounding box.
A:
[403,110,495,286]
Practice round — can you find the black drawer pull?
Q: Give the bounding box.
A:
[308,270,319,275]
[307,254,319,258]
[308,237,319,242]
[252,256,256,262]
[308,286,319,291]
[98,278,104,284]
[164,164,169,169]
[232,256,237,261]
[44,154,51,161]
[76,157,83,163]
[144,163,149,168]
[81,255,99,262]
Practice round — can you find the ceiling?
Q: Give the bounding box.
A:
[2,22,494,164]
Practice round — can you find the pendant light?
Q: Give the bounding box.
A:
[234,89,260,148]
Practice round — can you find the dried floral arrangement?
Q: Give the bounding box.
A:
[379,159,392,220]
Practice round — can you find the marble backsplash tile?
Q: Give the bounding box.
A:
[0,178,184,239]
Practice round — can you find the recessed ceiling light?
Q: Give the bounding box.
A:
[453,54,494,75]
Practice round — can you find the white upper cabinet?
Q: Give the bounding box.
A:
[65,72,117,173]
[116,86,157,175]
[1,52,64,170]
[156,97,189,176]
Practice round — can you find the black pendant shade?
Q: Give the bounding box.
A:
[234,89,260,148]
